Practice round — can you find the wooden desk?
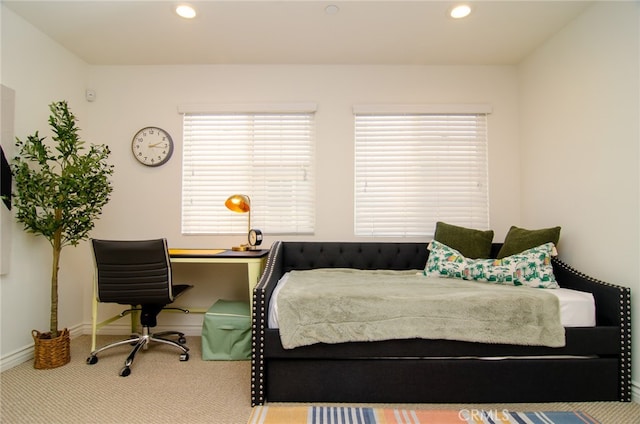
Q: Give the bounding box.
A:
[90,248,269,351]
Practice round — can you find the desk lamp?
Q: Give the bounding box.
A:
[225,194,262,251]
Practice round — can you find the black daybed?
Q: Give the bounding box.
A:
[250,241,631,406]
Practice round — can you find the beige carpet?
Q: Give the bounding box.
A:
[1,335,253,424]
[2,335,639,424]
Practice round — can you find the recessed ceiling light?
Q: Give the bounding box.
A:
[449,4,472,19]
[176,4,196,19]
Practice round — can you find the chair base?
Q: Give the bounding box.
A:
[86,326,190,376]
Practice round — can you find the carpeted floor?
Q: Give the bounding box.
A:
[1,335,253,424]
[1,335,639,424]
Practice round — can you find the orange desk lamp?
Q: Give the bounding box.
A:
[225,194,251,251]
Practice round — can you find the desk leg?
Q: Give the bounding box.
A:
[131,310,139,334]
[246,261,265,313]
[91,278,98,352]
[91,275,139,353]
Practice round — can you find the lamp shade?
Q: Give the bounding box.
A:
[225,194,250,213]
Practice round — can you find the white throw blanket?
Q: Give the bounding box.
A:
[276,268,565,349]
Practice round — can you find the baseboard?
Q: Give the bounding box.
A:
[0,345,33,372]
[0,324,84,372]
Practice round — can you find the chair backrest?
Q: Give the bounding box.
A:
[91,238,175,305]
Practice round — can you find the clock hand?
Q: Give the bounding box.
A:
[148,142,164,148]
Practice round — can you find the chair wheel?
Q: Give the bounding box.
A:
[119,366,131,377]
[180,353,189,362]
[86,355,98,365]
[178,336,186,344]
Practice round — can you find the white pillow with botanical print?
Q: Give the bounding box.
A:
[497,242,558,288]
[425,240,558,288]
[424,240,466,279]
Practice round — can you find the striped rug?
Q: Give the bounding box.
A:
[248,406,601,424]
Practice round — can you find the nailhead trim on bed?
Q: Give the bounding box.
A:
[251,240,282,406]
[551,257,632,402]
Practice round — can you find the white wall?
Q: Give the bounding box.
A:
[518,1,639,396]
[85,64,520,246]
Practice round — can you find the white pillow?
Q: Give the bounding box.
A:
[425,240,559,289]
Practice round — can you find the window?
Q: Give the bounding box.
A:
[354,104,490,237]
[180,104,315,235]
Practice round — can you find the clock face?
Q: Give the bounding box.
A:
[131,127,174,167]
[248,229,263,246]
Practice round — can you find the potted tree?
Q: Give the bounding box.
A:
[11,101,113,369]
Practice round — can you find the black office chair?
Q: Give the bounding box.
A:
[86,238,192,376]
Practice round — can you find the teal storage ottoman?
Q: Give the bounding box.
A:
[202,300,251,360]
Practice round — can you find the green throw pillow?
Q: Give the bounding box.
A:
[497,225,561,259]
[433,221,494,259]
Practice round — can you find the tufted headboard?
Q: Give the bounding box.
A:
[278,241,505,272]
[280,242,428,272]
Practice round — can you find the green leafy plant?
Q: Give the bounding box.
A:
[12,101,114,338]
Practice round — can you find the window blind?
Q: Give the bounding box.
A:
[354,111,489,237]
[181,111,315,235]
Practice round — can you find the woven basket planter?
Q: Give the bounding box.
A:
[32,328,70,369]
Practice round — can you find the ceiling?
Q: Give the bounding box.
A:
[3,0,593,66]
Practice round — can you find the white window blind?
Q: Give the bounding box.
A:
[354,108,490,237]
[181,109,315,235]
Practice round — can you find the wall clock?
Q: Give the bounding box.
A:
[131,126,174,167]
